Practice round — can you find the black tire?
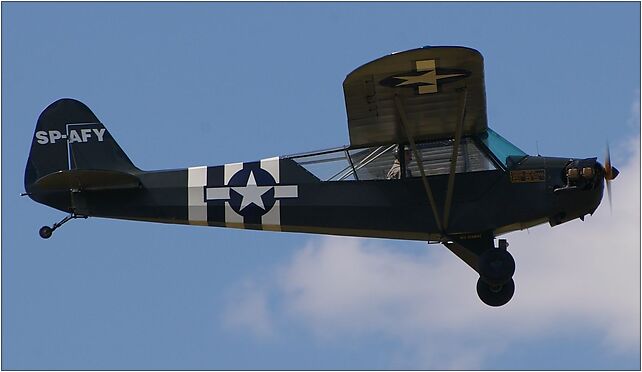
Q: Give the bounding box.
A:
[479,249,515,285]
[476,277,515,307]
[39,226,53,239]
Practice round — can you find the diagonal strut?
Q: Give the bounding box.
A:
[393,95,444,235]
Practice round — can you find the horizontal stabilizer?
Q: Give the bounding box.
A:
[33,169,141,192]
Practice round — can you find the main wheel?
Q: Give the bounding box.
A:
[479,248,515,285]
[39,226,53,239]
[476,277,515,307]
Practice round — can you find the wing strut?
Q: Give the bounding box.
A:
[442,88,468,231]
[393,95,443,234]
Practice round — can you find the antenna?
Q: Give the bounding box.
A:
[536,140,541,156]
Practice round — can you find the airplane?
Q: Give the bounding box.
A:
[23,46,619,307]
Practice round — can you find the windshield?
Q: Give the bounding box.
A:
[479,129,527,167]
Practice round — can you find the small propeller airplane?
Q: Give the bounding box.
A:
[24,46,619,306]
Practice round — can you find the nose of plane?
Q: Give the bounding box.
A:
[605,164,620,181]
[549,157,605,225]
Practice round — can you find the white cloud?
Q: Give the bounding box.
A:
[224,136,640,368]
[221,279,275,339]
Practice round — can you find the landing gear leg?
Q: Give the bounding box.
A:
[443,236,516,307]
[39,213,86,239]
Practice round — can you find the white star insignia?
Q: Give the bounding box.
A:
[232,171,272,211]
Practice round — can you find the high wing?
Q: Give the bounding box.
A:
[343,46,487,147]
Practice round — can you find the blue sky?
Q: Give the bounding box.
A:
[2,2,640,370]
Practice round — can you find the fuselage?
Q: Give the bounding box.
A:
[29,153,605,241]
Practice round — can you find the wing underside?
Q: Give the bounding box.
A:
[343,46,487,147]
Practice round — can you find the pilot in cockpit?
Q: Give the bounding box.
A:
[386,146,413,179]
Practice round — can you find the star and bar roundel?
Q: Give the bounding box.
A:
[187,157,298,229]
[380,59,470,94]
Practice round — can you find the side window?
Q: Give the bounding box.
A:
[288,146,397,181]
[286,138,495,182]
[348,145,396,180]
[289,149,356,181]
[406,138,496,177]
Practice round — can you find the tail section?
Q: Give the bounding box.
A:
[25,99,138,194]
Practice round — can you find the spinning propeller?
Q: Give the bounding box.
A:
[604,143,620,211]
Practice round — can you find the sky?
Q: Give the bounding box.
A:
[2,2,640,370]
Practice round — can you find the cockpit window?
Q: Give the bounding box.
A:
[288,148,356,181]
[407,138,497,177]
[287,138,500,181]
[286,145,397,181]
[348,145,396,180]
[479,129,527,167]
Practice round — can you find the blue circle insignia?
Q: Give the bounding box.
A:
[227,166,276,219]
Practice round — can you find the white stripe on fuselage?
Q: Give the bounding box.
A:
[260,157,283,229]
[188,166,208,226]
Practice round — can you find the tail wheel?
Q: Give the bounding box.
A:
[479,248,515,286]
[476,277,515,307]
[39,226,53,239]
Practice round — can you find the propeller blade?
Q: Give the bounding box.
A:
[603,142,619,213]
[604,142,620,181]
[605,142,612,179]
[606,176,612,213]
